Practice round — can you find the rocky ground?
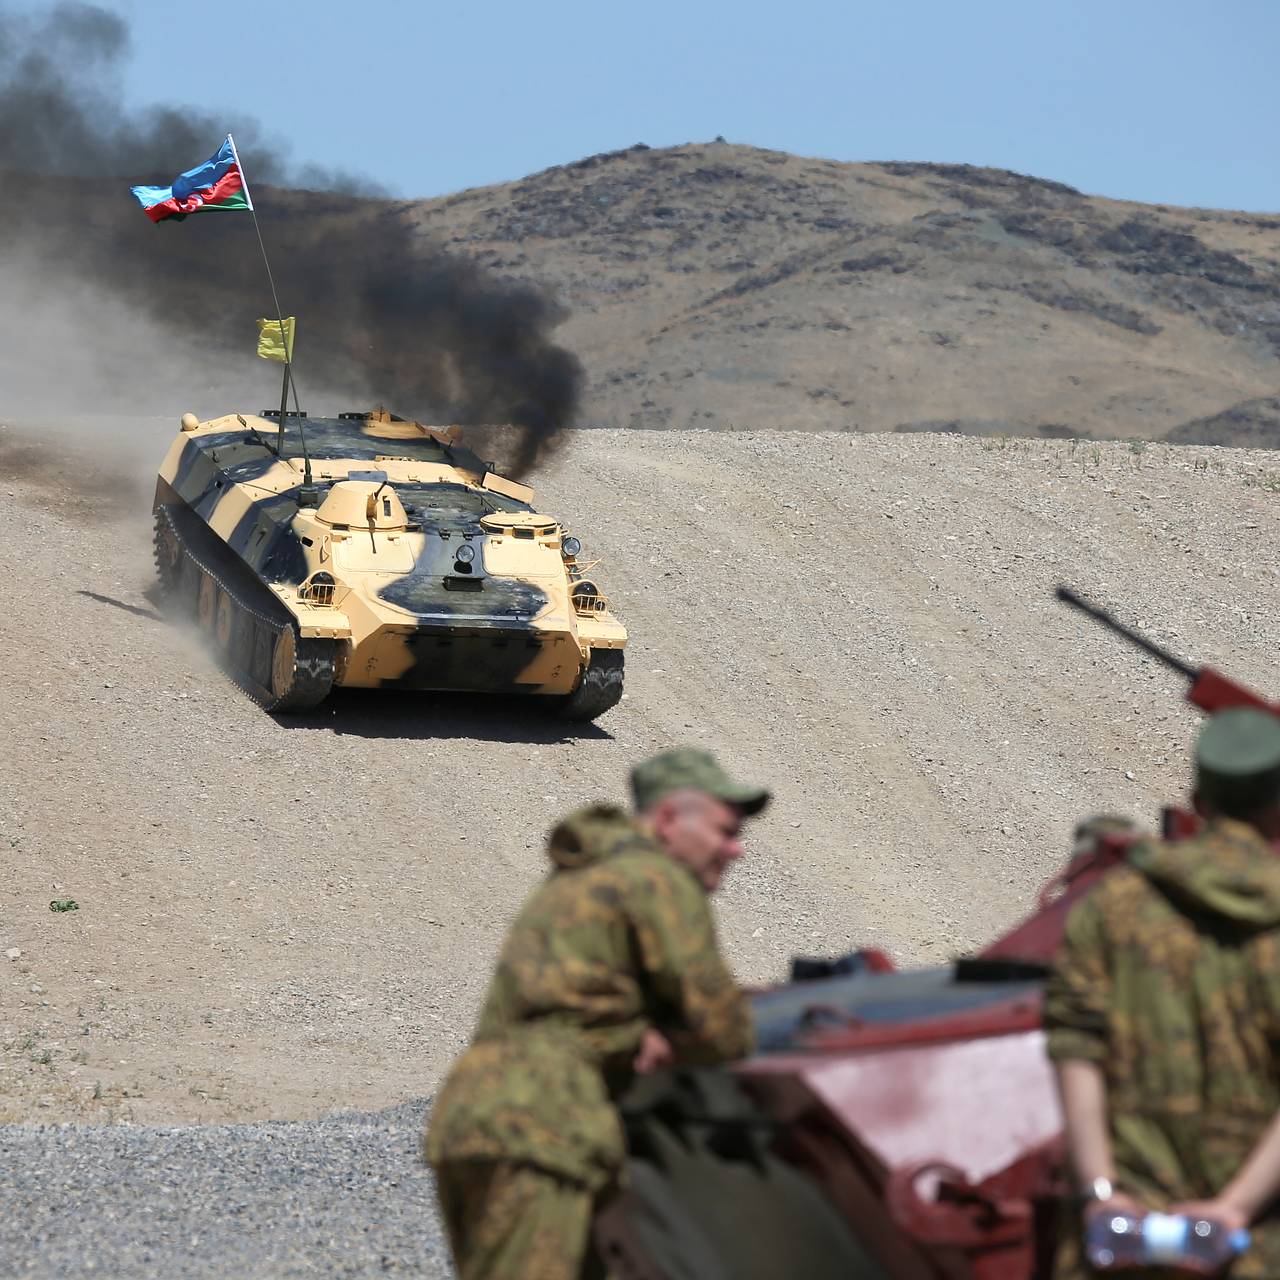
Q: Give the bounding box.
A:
[1,418,1278,1274]
[0,1100,451,1278]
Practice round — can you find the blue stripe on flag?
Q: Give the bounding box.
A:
[130,183,173,210]
[171,137,237,202]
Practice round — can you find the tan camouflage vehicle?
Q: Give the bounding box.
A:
[152,408,626,719]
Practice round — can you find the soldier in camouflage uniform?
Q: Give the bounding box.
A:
[425,748,768,1280]
[1045,707,1280,1277]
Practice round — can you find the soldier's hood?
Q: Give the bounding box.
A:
[1129,817,1280,930]
[547,804,658,870]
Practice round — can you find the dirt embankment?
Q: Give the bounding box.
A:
[1,422,1278,1124]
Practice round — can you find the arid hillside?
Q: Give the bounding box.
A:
[409,142,1280,442]
[4,143,1279,447]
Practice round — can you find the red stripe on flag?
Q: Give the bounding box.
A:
[146,166,245,221]
[198,166,246,208]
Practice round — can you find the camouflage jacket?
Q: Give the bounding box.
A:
[1045,818,1280,1277]
[425,805,755,1189]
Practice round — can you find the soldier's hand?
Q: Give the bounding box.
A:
[1083,1190,1143,1228]
[1167,1199,1250,1233]
[633,1028,675,1074]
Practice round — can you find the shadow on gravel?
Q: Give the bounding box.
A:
[282,688,615,744]
[77,588,164,622]
[140,595,615,741]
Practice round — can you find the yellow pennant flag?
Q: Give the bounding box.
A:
[256,316,295,362]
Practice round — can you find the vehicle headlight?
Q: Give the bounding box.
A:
[561,536,582,558]
[455,542,476,564]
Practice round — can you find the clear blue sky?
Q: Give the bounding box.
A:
[115,0,1278,211]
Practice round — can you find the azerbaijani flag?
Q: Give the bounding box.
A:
[130,135,253,223]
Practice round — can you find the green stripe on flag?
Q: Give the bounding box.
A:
[202,190,252,211]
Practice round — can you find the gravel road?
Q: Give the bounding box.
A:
[2,419,1279,1276]
[1,1100,450,1278]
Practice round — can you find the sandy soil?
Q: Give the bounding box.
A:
[1,421,1278,1124]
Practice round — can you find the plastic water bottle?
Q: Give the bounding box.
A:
[1085,1211,1251,1272]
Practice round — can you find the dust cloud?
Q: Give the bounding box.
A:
[0,2,581,476]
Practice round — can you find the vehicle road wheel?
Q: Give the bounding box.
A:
[152,510,183,599]
[556,649,624,722]
[197,573,218,633]
[269,627,337,712]
[214,589,236,654]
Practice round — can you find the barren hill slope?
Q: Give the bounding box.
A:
[5,144,1279,447]
[1,420,1278,1124]
[412,143,1280,441]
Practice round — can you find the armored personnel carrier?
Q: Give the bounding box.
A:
[151,408,626,719]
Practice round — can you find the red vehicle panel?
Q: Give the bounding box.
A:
[597,589,1279,1279]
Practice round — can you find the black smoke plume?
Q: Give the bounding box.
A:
[0,2,582,475]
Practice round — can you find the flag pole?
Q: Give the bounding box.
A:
[228,133,307,480]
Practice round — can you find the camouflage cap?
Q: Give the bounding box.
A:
[1196,708,1280,815]
[630,748,770,817]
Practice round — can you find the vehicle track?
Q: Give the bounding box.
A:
[154,505,336,711]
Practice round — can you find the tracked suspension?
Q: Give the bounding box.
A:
[153,506,335,712]
[557,648,625,722]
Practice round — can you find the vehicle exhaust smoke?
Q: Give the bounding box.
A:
[0,2,582,476]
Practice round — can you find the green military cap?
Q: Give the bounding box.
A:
[630,748,770,816]
[1196,708,1280,815]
